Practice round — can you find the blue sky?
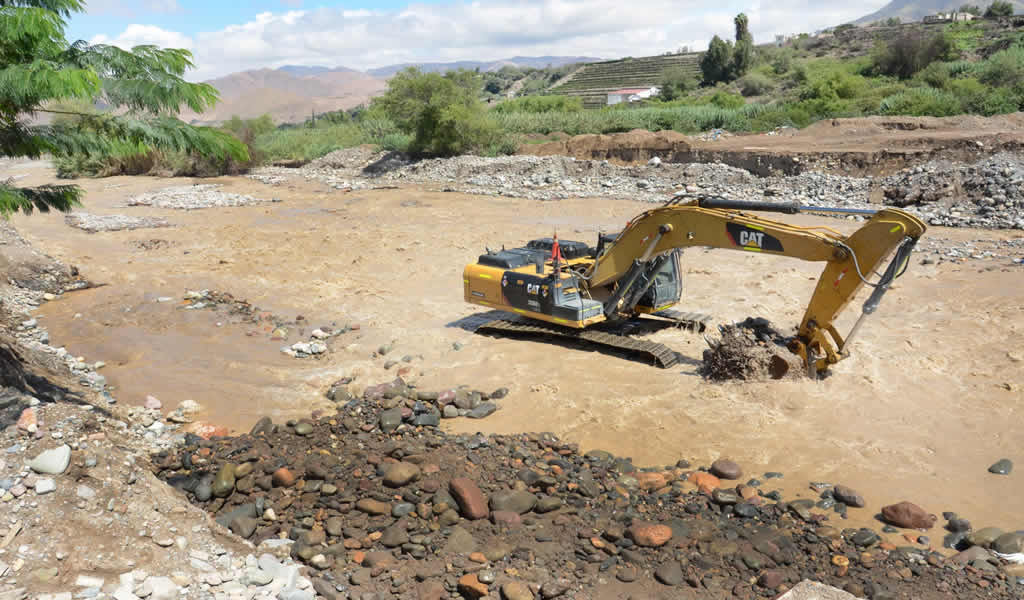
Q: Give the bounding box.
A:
[68,1,445,41]
[68,0,889,80]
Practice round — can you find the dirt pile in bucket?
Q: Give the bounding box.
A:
[701,318,801,381]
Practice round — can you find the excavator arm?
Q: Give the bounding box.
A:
[584,196,927,374]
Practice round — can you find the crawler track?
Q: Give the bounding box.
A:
[474,311,711,368]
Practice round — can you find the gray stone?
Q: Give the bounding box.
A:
[535,496,562,513]
[293,423,313,436]
[28,445,71,474]
[989,459,1013,475]
[276,590,314,600]
[992,532,1024,554]
[380,525,409,548]
[466,402,497,419]
[77,485,96,500]
[443,526,477,554]
[230,516,258,538]
[489,490,537,514]
[442,405,459,419]
[379,408,403,432]
[241,568,273,586]
[35,478,56,494]
[952,545,993,565]
[654,561,684,586]
[832,484,866,508]
[711,489,739,505]
[968,527,1005,548]
[851,529,880,547]
[413,413,440,427]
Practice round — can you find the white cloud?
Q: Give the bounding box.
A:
[86,0,182,16]
[91,0,890,81]
[89,24,194,51]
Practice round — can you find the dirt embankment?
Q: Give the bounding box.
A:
[522,114,1024,176]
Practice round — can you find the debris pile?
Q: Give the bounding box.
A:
[126,184,279,210]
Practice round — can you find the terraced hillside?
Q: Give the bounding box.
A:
[550,53,702,108]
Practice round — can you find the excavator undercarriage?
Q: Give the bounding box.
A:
[463,194,927,376]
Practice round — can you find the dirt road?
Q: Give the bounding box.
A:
[6,159,1024,538]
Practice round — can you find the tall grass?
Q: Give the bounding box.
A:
[492,104,769,136]
[253,120,410,162]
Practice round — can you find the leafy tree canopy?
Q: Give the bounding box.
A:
[0,0,246,217]
[984,1,1014,16]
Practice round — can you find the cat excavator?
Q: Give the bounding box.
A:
[462,194,927,376]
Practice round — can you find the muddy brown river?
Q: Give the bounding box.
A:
[6,160,1024,539]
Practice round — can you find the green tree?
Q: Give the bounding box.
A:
[959,4,983,15]
[732,13,754,79]
[701,35,735,85]
[0,0,246,217]
[371,68,501,156]
[870,32,955,79]
[884,17,902,26]
[984,1,1014,16]
[658,66,699,100]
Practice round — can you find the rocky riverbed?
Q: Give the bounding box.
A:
[150,376,1024,600]
[252,148,1024,231]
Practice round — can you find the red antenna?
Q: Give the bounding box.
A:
[551,230,563,274]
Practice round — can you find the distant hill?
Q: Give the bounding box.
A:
[366,56,602,78]
[854,0,1024,24]
[181,56,602,125]
[179,68,387,126]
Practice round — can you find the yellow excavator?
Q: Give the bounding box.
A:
[462,194,927,376]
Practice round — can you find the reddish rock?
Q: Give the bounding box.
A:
[457,574,488,599]
[186,422,229,440]
[737,484,758,500]
[690,472,721,493]
[881,502,936,529]
[450,477,489,520]
[710,459,742,480]
[469,552,488,563]
[758,570,784,588]
[490,511,522,527]
[272,467,295,488]
[635,472,668,491]
[16,407,36,431]
[626,522,673,547]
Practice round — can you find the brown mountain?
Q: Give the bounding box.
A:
[180,67,387,126]
[854,0,1023,23]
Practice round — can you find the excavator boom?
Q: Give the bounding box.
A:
[463,195,926,375]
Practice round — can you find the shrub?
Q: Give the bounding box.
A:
[739,73,775,96]
[917,62,952,88]
[879,87,962,116]
[870,33,956,79]
[492,95,583,114]
[771,49,794,74]
[659,66,700,101]
[978,46,1024,88]
[702,90,746,109]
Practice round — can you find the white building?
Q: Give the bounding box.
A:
[924,11,975,23]
[607,87,661,106]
